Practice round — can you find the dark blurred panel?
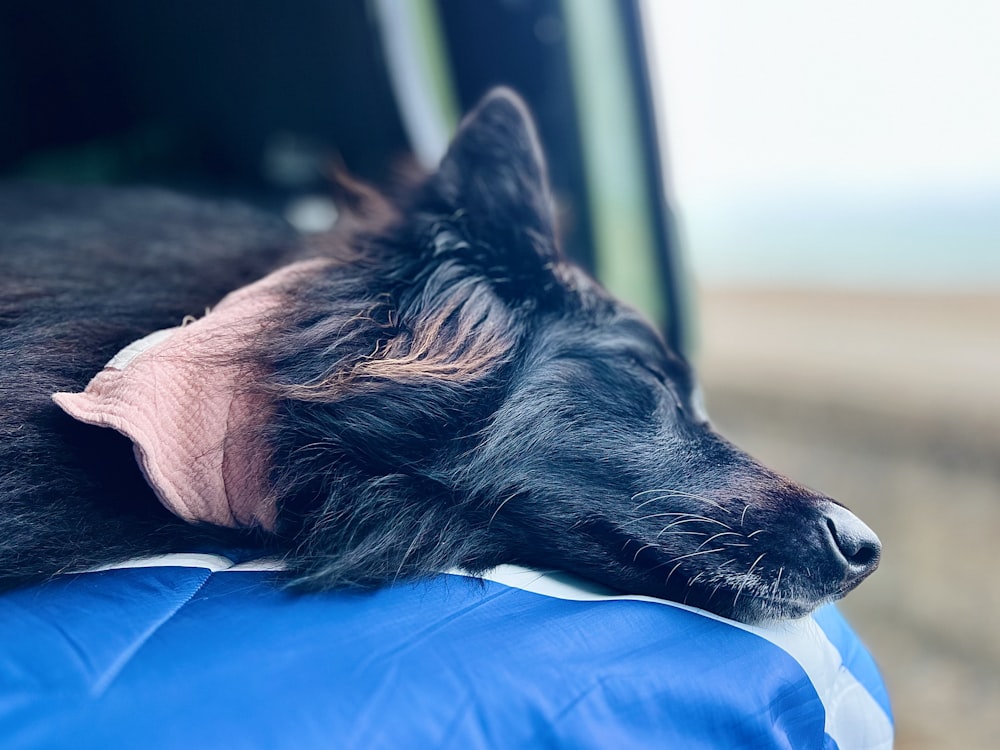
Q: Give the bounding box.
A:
[0,0,408,189]
[0,1,136,168]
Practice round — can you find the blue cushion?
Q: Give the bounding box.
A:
[0,556,892,749]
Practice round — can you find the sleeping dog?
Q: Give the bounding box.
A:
[0,89,879,623]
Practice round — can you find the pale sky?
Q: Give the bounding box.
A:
[644,0,1000,287]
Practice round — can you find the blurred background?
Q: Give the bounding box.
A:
[648,2,1000,748]
[2,1,996,746]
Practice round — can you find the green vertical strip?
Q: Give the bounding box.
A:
[410,0,461,133]
[560,0,664,326]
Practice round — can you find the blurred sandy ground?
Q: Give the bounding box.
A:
[694,287,999,750]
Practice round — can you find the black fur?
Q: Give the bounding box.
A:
[0,90,880,623]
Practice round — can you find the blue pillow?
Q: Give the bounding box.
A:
[0,555,892,749]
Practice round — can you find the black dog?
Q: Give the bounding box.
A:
[0,90,879,623]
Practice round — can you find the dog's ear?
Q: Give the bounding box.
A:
[424,88,558,262]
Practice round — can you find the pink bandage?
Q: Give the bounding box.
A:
[53,260,324,531]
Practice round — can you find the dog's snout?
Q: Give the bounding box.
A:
[822,503,881,579]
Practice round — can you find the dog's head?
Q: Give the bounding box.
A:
[268,89,880,624]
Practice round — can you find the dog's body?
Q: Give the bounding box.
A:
[0,91,879,623]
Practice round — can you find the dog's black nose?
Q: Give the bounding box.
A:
[822,503,881,580]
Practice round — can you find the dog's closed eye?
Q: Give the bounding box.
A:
[626,354,670,386]
[621,353,712,427]
[622,353,680,399]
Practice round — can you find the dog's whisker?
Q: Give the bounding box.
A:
[732,553,767,611]
[632,543,657,562]
[661,547,726,567]
[631,488,672,500]
[745,529,766,539]
[631,489,730,514]
[740,504,751,528]
[621,511,708,527]
[663,561,684,588]
[634,494,706,513]
[656,546,725,586]
[632,495,667,512]
[653,522,707,539]
[709,582,723,602]
[651,530,708,539]
[662,515,733,531]
[695,531,744,551]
